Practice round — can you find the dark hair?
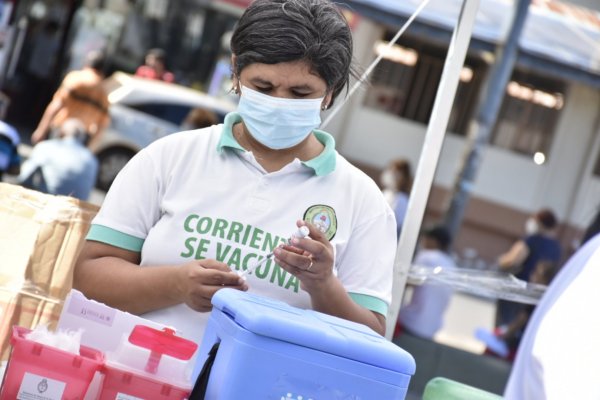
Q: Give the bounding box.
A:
[536,209,557,230]
[389,159,413,194]
[85,50,106,71]
[147,48,167,63]
[423,225,452,251]
[230,0,357,105]
[183,108,219,129]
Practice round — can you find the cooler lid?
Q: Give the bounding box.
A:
[211,289,415,374]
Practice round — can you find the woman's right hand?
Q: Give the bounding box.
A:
[176,259,248,312]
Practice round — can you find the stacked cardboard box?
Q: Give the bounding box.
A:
[0,183,98,359]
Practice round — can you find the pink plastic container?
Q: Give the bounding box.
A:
[98,367,191,400]
[0,326,104,400]
[98,325,197,400]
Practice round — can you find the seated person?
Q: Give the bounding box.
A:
[396,225,456,339]
[19,118,98,200]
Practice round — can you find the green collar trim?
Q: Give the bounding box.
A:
[216,112,245,153]
[216,112,336,176]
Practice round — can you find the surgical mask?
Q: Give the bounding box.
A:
[525,217,539,235]
[237,85,324,150]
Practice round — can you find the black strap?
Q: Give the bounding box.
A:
[189,342,220,400]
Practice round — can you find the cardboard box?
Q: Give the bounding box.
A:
[0,183,98,358]
[0,183,99,299]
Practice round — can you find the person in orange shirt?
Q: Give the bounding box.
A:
[31,50,110,150]
[135,48,175,83]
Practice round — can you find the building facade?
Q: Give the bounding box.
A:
[327,0,600,264]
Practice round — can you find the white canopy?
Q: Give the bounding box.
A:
[348,0,600,75]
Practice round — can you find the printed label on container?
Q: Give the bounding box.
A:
[67,295,116,327]
[116,393,144,400]
[17,372,66,400]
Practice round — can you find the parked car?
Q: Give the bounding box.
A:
[93,72,237,191]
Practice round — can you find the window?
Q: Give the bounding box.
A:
[491,71,565,158]
[128,103,193,125]
[127,102,227,125]
[363,33,486,135]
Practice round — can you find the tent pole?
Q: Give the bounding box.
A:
[386,0,481,340]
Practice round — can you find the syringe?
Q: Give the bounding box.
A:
[238,226,310,278]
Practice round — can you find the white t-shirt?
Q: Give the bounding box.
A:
[398,249,455,339]
[88,112,397,345]
[504,233,600,399]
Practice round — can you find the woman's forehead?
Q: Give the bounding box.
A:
[240,61,327,89]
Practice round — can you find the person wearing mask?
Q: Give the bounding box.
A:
[135,48,175,83]
[74,0,397,348]
[19,118,98,200]
[396,225,456,339]
[380,159,412,237]
[504,210,600,399]
[495,208,561,327]
[31,50,110,150]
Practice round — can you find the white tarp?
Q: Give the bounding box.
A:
[349,0,600,74]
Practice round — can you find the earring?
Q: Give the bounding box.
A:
[321,104,328,111]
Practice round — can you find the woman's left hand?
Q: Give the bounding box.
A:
[273,220,335,293]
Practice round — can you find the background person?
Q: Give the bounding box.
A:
[380,158,412,237]
[74,0,397,348]
[31,50,110,150]
[135,48,175,83]
[477,260,559,361]
[19,118,98,200]
[495,208,561,327]
[396,225,456,339]
[181,108,219,130]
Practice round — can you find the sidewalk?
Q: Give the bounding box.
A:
[436,291,496,353]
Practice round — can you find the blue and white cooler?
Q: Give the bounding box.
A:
[190,289,415,400]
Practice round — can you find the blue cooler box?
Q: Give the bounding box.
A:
[192,289,415,399]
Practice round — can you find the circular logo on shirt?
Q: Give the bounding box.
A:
[304,205,337,241]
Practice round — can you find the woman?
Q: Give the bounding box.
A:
[496,208,561,327]
[380,159,412,237]
[74,0,396,346]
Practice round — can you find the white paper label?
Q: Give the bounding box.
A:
[17,372,66,400]
[116,393,145,400]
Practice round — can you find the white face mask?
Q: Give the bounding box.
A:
[525,217,539,235]
[237,85,324,150]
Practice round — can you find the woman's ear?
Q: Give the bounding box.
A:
[231,54,240,94]
[322,92,333,110]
